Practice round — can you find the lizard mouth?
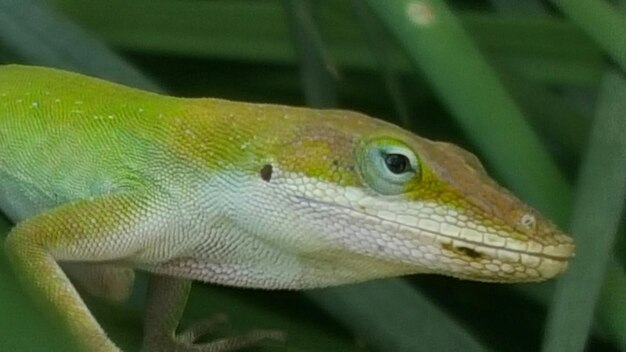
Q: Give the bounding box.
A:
[296,195,574,261]
[294,194,574,281]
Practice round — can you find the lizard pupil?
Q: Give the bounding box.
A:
[384,153,410,174]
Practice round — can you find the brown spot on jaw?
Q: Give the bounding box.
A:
[260,164,273,182]
[457,246,482,259]
[442,242,483,259]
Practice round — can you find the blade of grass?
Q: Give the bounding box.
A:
[488,0,548,14]
[550,0,626,72]
[0,0,160,91]
[309,280,489,352]
[484,9,618,347]
[496,68,590,155]
[364,0,570,223]
[49,0,602,87]
[283,1,488,350]
[495,56,602,88]
[351,0,413,128]
[282,0,339,107]
[596,259,626,349]
[542,69,626,352]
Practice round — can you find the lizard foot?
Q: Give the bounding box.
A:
[177,313,231,343]
[143,314,286,352]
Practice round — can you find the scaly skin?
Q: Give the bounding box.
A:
[0,65,574,351]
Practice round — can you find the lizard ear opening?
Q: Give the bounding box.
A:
[357,138,420,195]
[260,164,273,182]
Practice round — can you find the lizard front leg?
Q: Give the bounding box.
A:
[4,192,165,352]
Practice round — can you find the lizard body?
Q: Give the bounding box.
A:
[0,65,574,351]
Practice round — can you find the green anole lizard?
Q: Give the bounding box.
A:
[0,65,574,351]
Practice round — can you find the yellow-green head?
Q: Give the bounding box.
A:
[183,102,575,288]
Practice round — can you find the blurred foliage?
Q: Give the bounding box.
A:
[0,0,624,352]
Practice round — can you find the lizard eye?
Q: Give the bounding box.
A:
[357,138,420,195]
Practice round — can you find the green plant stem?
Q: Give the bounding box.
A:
[49,0,603,87]
[0,0,159,91]
[309,280,488,352]
[282,0,338,107]
[550,0,626,72]
[541,69,626,352]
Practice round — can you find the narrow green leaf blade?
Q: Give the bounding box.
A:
[282,0,339,108]
[596,260,626,349]
[0,0,160,91]
[542,69,626,352]
[550,0,626,72]
[308,280,489,352]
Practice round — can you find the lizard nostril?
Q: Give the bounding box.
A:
[519,213,536,230]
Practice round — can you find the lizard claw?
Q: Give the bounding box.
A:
[176,313,231,344]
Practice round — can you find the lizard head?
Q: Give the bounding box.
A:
[208,103,575,288]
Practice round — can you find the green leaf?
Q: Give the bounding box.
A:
[542,69,626,352]
[550,0,626,72]
[0,0,159,91]
[309,280,488,352]
[49,0,603,87]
